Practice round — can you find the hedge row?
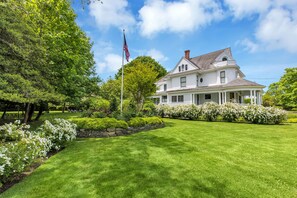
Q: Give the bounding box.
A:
[70,117,164,130]
[156,102,287,124]
[0,119,76,185]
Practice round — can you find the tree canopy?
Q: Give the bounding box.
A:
[264,67,297,109]
[0,0,100,122]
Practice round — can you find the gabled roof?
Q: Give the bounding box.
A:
[190,48,228,70]
[224,78,265,87]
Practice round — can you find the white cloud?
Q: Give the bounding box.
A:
[96,54,122,74]
[238,38,259,53]
[255,8,297,53]
[138,0,223,37]
[89,0,136,30]
[224,0,270,18]
[226,0,297,53]
[146,49,168,62]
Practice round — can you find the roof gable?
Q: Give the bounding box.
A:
[190,48,230,70]
[170,57,199,74]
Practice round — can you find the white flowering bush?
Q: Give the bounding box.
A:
[242,105,287,124]
[220,103,241,122]
[202,102,220,121]
[38,119,77,151]
[155,104,172,117]
[0,121,50,183]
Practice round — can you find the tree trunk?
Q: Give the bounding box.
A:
[35,103,44,121]
[1,104,7,120]
[23,103,31,123]
[28,104,35,122]
[62,102,66,113]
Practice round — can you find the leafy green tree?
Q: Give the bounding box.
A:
[124,59,158,112]
[266,68,297,109]
[116,56,167,80]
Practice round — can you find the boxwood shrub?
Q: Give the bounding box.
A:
[70,117,128,130]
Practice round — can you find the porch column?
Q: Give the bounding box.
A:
[224,91,227,104]
[250,90,253,104]
[218,92,221,105]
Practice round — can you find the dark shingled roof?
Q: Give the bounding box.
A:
[224,78,265,87]
[190,48,226,70]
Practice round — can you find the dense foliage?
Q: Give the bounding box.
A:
[0,0,100,122]
[156,103,287,124]
[264,67,297,109]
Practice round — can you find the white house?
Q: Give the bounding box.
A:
[153,48,265,106]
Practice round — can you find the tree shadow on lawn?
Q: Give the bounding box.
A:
[2,134,230,197]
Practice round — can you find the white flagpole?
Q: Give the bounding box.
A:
[120,29,125,114]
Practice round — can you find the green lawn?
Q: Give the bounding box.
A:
[1,119,297,197]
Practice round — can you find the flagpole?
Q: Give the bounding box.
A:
[120,29,125,114]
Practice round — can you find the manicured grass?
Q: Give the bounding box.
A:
[1,119,297,197]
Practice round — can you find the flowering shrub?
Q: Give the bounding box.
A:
[202,102,220,121]
[38,119,77,150]
[0,121,50,183]
[155,103,287,124]
[242,105,287,124]
[220,103,241,122]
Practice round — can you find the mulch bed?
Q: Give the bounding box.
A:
[0,149,62,194]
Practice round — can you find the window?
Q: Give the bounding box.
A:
[172,96,177,102]
[205,94,211,100]
[196,75,199,86]
[185,64,188,70]
[180,77,186,87]
[164,84,167,91]
[222,57,228,61]
[178,66,181,72]
[162,95,167,103]
[200,78,203,83]
[178,95,184,102]
[220,71,225,83]
[182,64,184,71]
[172,95,184,102]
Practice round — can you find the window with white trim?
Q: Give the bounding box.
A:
[162,95,167,103]
[180,77,186,87]
[178,95,184,102]
[205,94,211,100]
[220,71,225,84]
[172,96,177,102]
[164,84,167,91]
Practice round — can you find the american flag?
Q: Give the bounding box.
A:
[123,33,130,62]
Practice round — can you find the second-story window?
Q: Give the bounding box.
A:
[196,75,199,86]
[164,84,167,91]
[220,71,225,84]
[180,77,186,87]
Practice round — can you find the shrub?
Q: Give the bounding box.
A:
[71,117,128,130]
[142,117,163,125]
[220,103,241,122]
[0,121,50,183]
[202,102,220,121]
[92,112,107,118]
[128,117,146,127]
[38,119,77,150]
[242,105,287,124]
[155,104,172,118]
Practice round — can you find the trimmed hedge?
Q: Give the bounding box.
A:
[70,117,128,130]
[72,117,163,130]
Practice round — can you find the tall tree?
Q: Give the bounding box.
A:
[265,68,297,109]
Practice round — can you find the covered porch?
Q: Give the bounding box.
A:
[192,89,263,105]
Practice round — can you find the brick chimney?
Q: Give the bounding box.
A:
[184,50,190,60]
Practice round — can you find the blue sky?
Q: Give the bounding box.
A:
[72,0,297,89]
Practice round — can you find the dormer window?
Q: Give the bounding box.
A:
[222,57,228,61]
